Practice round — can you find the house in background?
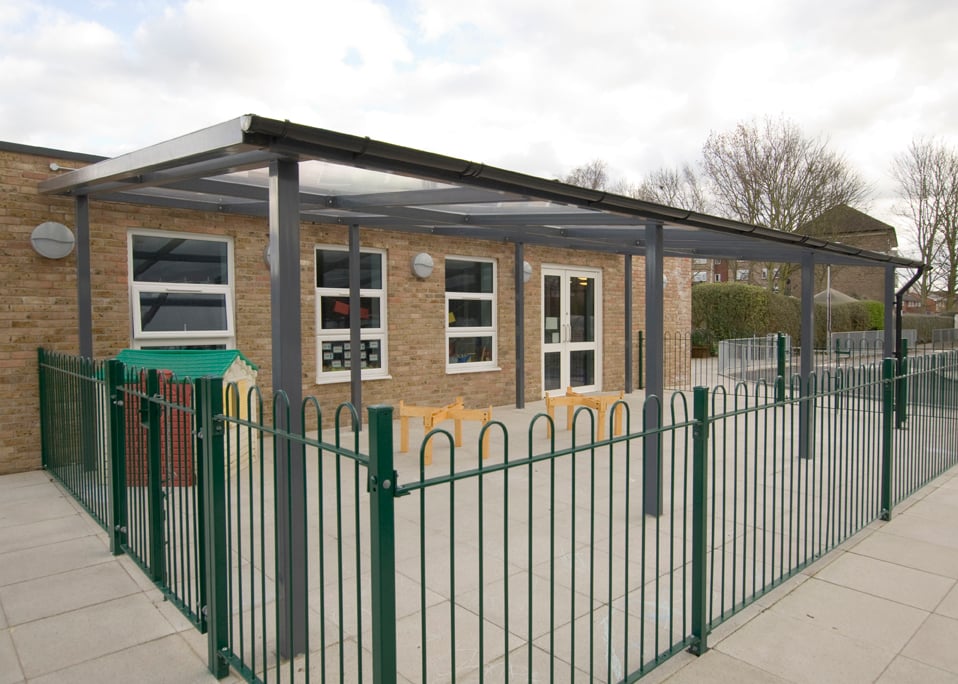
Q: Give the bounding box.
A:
[690,205,899,303]
[796,204,899,302]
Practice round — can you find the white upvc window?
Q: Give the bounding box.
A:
[445,257,497,373]
[315,246,388,383]
[692,270,708,283]
[128,231,234,349]
[736,268,750,281]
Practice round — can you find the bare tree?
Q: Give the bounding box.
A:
[563,159,609,190]
[892,139,958,311]
[702,116,869,290]
[632,164,710,212]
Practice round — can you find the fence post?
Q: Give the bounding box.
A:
[637,330,644,390]
[198,377,230,678]
[106,360,128,556]
[881,358,895,521]
[896,339,909,429]
[145,369,166,585]
[37,349,49,469]
[776,333,786,403]
[689,386,709,656]
[368,405,398,684]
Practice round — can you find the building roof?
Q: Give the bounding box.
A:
[800,205,899,247]
[115,349,258,379]
[34,114,921,270]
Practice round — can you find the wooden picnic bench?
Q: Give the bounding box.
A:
[398,396,493,465]
[544,387,625,440]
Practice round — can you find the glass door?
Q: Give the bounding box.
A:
[542,267,600,395]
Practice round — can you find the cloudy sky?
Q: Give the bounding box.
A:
[2,0,956,253]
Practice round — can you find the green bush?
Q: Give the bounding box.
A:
[691,283,770,340]
[902,314,955,343]
[860,301,884,330]
[767,292,800,340]
[693,284,889,346]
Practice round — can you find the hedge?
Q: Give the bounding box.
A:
[692,283,888,346]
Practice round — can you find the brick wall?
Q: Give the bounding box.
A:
[0,145,691,474]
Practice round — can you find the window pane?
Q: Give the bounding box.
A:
[133,236,228,284]
[544,351,561,391]
[139,292,228,332]
[569,276,595,343]
[448,299,492,328]
[446,260,493,293]
[448,336,493,364]
[320,339,382,373]
[320,297,381,329]
[316,250,382,289]
[570,350,595,387]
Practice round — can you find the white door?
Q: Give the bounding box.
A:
[542,267,601,395]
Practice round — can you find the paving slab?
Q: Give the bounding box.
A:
[715,609,893,683]
[10,591,176,678]
[812,552,955,611]
[0,562,140,625]
[900,613,958,675]
[877,654,958,683]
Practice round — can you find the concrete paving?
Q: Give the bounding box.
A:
[0,470,239,684]
[3,459,958,683]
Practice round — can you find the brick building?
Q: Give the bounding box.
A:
[795,205,899,301]
[0,139,691,474]
[1,116,921,476]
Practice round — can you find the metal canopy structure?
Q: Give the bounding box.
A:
[35,114,924,651]
[40,114,920,269]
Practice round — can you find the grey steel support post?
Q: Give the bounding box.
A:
[514,242,525,408]
[348,224,363,419]
[883,267,895,357]
[689,386,709,655]
[368,405,398,683]
[625,254,633,394]
[197,377,230,678]
[799,254,815,460]
[75,195,92,358]
[268,159,307,658]
[106,359,127,556]
[644,223,664,516]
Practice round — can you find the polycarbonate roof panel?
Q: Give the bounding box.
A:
[37,114,922,270]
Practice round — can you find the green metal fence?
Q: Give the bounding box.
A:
[37,347,958,682]
[38,350,111,529]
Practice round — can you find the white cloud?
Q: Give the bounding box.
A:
[2,0,957,241]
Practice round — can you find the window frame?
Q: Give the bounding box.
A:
[314,245,389,384]
[128,229,235,349]
[445,256,498,374]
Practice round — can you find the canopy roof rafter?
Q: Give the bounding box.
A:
[38,114,921,271]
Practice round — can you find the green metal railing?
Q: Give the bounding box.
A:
[38,350,111,529]
[37,347,958,682]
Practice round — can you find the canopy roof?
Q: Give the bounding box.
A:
[39,114,921,269]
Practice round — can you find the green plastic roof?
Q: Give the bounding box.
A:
[115,349,258,378]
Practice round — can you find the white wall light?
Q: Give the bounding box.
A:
[523,260,533,283]
[411,252,434,279]
[31,222,75,259]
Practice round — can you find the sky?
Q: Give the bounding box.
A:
[2,0,957,256]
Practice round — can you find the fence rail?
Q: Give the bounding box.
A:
[37,347,958,682]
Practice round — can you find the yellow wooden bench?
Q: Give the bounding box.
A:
[545,387,624,440]
[398,396,493,465]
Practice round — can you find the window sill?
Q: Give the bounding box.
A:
[445,365,502,375]
[315,374,393,385]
